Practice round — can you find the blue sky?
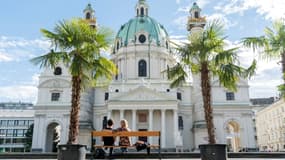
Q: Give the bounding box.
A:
[0,0,284,102]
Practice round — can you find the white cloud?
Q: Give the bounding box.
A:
[196,0,210,8]
[176,0,181,4]
[225,40,282,98]
[0,52,12,62]
[0,36,50,62]
[206,13,238,29]
[214,0,285,20]
[0,85,38,103]
[173,15,188,30]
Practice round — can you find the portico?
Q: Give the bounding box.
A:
[107,101,178,148]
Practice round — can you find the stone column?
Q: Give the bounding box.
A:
[148,109,153,144]
[120,109,124,120]
[132,109,137,142]
[107,110,112,119]
[161,109,166,148]
[132,110,137,131]
[173,109,178,146]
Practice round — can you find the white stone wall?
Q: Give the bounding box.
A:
[256,100,285,151]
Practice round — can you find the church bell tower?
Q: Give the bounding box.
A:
[187,2,206,33]
[83,3,97,28]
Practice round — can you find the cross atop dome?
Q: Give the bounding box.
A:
[136,0,149,16]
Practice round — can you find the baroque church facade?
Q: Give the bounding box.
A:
[32,1,256,152]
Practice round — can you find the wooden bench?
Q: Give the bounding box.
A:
[91,131,161,156]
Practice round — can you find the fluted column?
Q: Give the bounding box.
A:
[148,109,153,144]
[161,109,166,148]
[173,109,178,146]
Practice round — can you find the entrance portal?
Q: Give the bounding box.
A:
[226,121,241,152]
[45,122,61,152]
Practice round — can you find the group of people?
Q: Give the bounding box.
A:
[102,119,131,155]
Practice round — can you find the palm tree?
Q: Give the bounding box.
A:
[31,19,117,144]
[242,19,285,97]
[168,20,256,144]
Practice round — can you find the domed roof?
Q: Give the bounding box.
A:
[116,16,169,47]
[114,1,169,48]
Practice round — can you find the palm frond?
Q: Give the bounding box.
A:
[241,36,268,52]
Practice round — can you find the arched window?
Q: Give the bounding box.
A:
[137,9,139,16]
[194,11,199,18]
[86,12,91,19]
[138,60,147,77]
[116,41,120,51]
[140,7,144,16]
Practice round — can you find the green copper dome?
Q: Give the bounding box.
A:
[115,16,169,47]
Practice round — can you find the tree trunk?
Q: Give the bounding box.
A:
[201,62,216,144]
[282,52,285,83]
[67,75,82,144]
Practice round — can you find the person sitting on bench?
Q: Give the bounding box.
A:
[116,119,131,153]
[102,119,115,156]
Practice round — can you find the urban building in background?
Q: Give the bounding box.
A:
[0,103,34,152]
[255,100,285,152]
[31,1,256,152]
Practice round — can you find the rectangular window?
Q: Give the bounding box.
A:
[16,130,24,137]
[24,120,29,126]
[8,120,14,126]
[13,130,17,137]
[177,92,182,100]
[178,116,184,130]
[5,138,11,144]
[18,120,25,126]
[226,92,235,101]
[28,120,34,126]
[12,138,25,144]
[0,138,4,144]
[51,93,60,101]
[0,120,7,126]
[0,130,6,137]
[12,148,24,152]
[104,92,109,101]
[14,120,19,126]
[6,130,13,137]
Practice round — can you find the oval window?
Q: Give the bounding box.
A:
[54,67,62,75]
[139,34,146,43]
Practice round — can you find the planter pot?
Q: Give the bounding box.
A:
[199,144,227,160]
[57,144,87,160]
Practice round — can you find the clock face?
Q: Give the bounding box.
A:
[139,34,146,43]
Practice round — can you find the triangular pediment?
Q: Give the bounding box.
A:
[110,85,176,101]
